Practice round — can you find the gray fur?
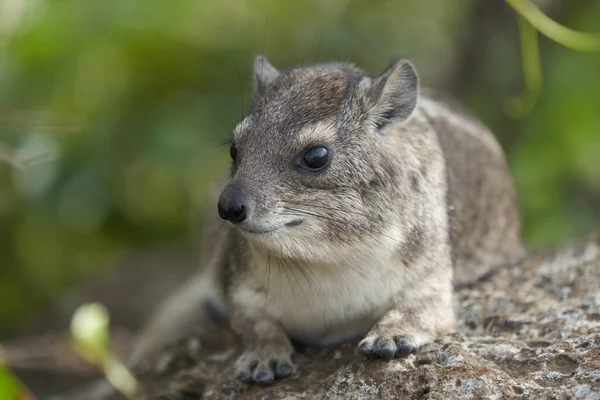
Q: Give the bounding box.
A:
[254,55,280,96]
[129,56,524,386]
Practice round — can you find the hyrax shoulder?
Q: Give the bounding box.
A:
[132,56,524,385]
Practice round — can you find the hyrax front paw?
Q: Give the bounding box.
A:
[358,328,419,360]
[234,344,295,385]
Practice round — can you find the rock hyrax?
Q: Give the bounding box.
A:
[130,55,525,386]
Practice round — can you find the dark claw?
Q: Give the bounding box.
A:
[236,351,295,385]
[238,368,254,382]
[238,373,251,382]
[359,340,376,358]
[276,361,294,377]
[376,340,397,360]
[254,367,275,386]
[394,337,418,357]
[359,335,419,360]
[237,360,257,382]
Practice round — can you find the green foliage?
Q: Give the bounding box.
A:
[0,0,599,336]
[461,1,600,246]
[70,303,141,399]
[0,361,35,400]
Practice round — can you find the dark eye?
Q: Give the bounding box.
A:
[229,142,237,161]
[302,146,330,171]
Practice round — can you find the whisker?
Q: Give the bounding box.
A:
[232,61,245,122]
[283,199,450,233]
[289,258,317,307]
[263,252,271,307]
[226,114,237,130]
[261,18,268,59]
[288,257,318,294]
[215,138,233,148]
[276,257,283,310]
[282,206,356,230]
[297,50,306,105]
[281,205,445,270]
[299,259,319,291]
[281,258,299,314]
[314,32,324,63]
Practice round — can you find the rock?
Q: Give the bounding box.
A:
[81,234,600,399]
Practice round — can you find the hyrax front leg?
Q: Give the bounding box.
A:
[358,288,456,360]
[229,296,295,385]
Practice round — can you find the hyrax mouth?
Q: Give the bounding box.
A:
[285,219,304,228]
[238,219,304,235]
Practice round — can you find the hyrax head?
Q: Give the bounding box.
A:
[218,55,420,262]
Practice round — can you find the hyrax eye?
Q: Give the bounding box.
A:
[301,146,330,171]
[229,142,238,161]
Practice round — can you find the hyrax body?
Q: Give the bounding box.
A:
[131,56,524,385]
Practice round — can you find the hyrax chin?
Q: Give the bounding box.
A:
[131,55,524,386]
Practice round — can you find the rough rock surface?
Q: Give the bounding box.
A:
[77,234,600,399]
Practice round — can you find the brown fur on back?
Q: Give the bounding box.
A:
[419,92,525,286]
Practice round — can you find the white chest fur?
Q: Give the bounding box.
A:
[235,249,424,347]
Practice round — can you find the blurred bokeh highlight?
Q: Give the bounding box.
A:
[0,0,599,338]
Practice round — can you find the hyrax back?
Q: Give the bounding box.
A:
[131,56,524,385]
[420,93,525,286]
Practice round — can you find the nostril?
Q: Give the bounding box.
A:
[230,204,247,223]
[217,201,228,220]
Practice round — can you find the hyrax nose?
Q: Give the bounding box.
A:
[218,188,248,224]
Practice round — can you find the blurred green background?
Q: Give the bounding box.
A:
[0,0,599,338]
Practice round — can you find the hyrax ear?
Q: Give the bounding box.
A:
[254,55,280,96]
[368,59,419,130]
